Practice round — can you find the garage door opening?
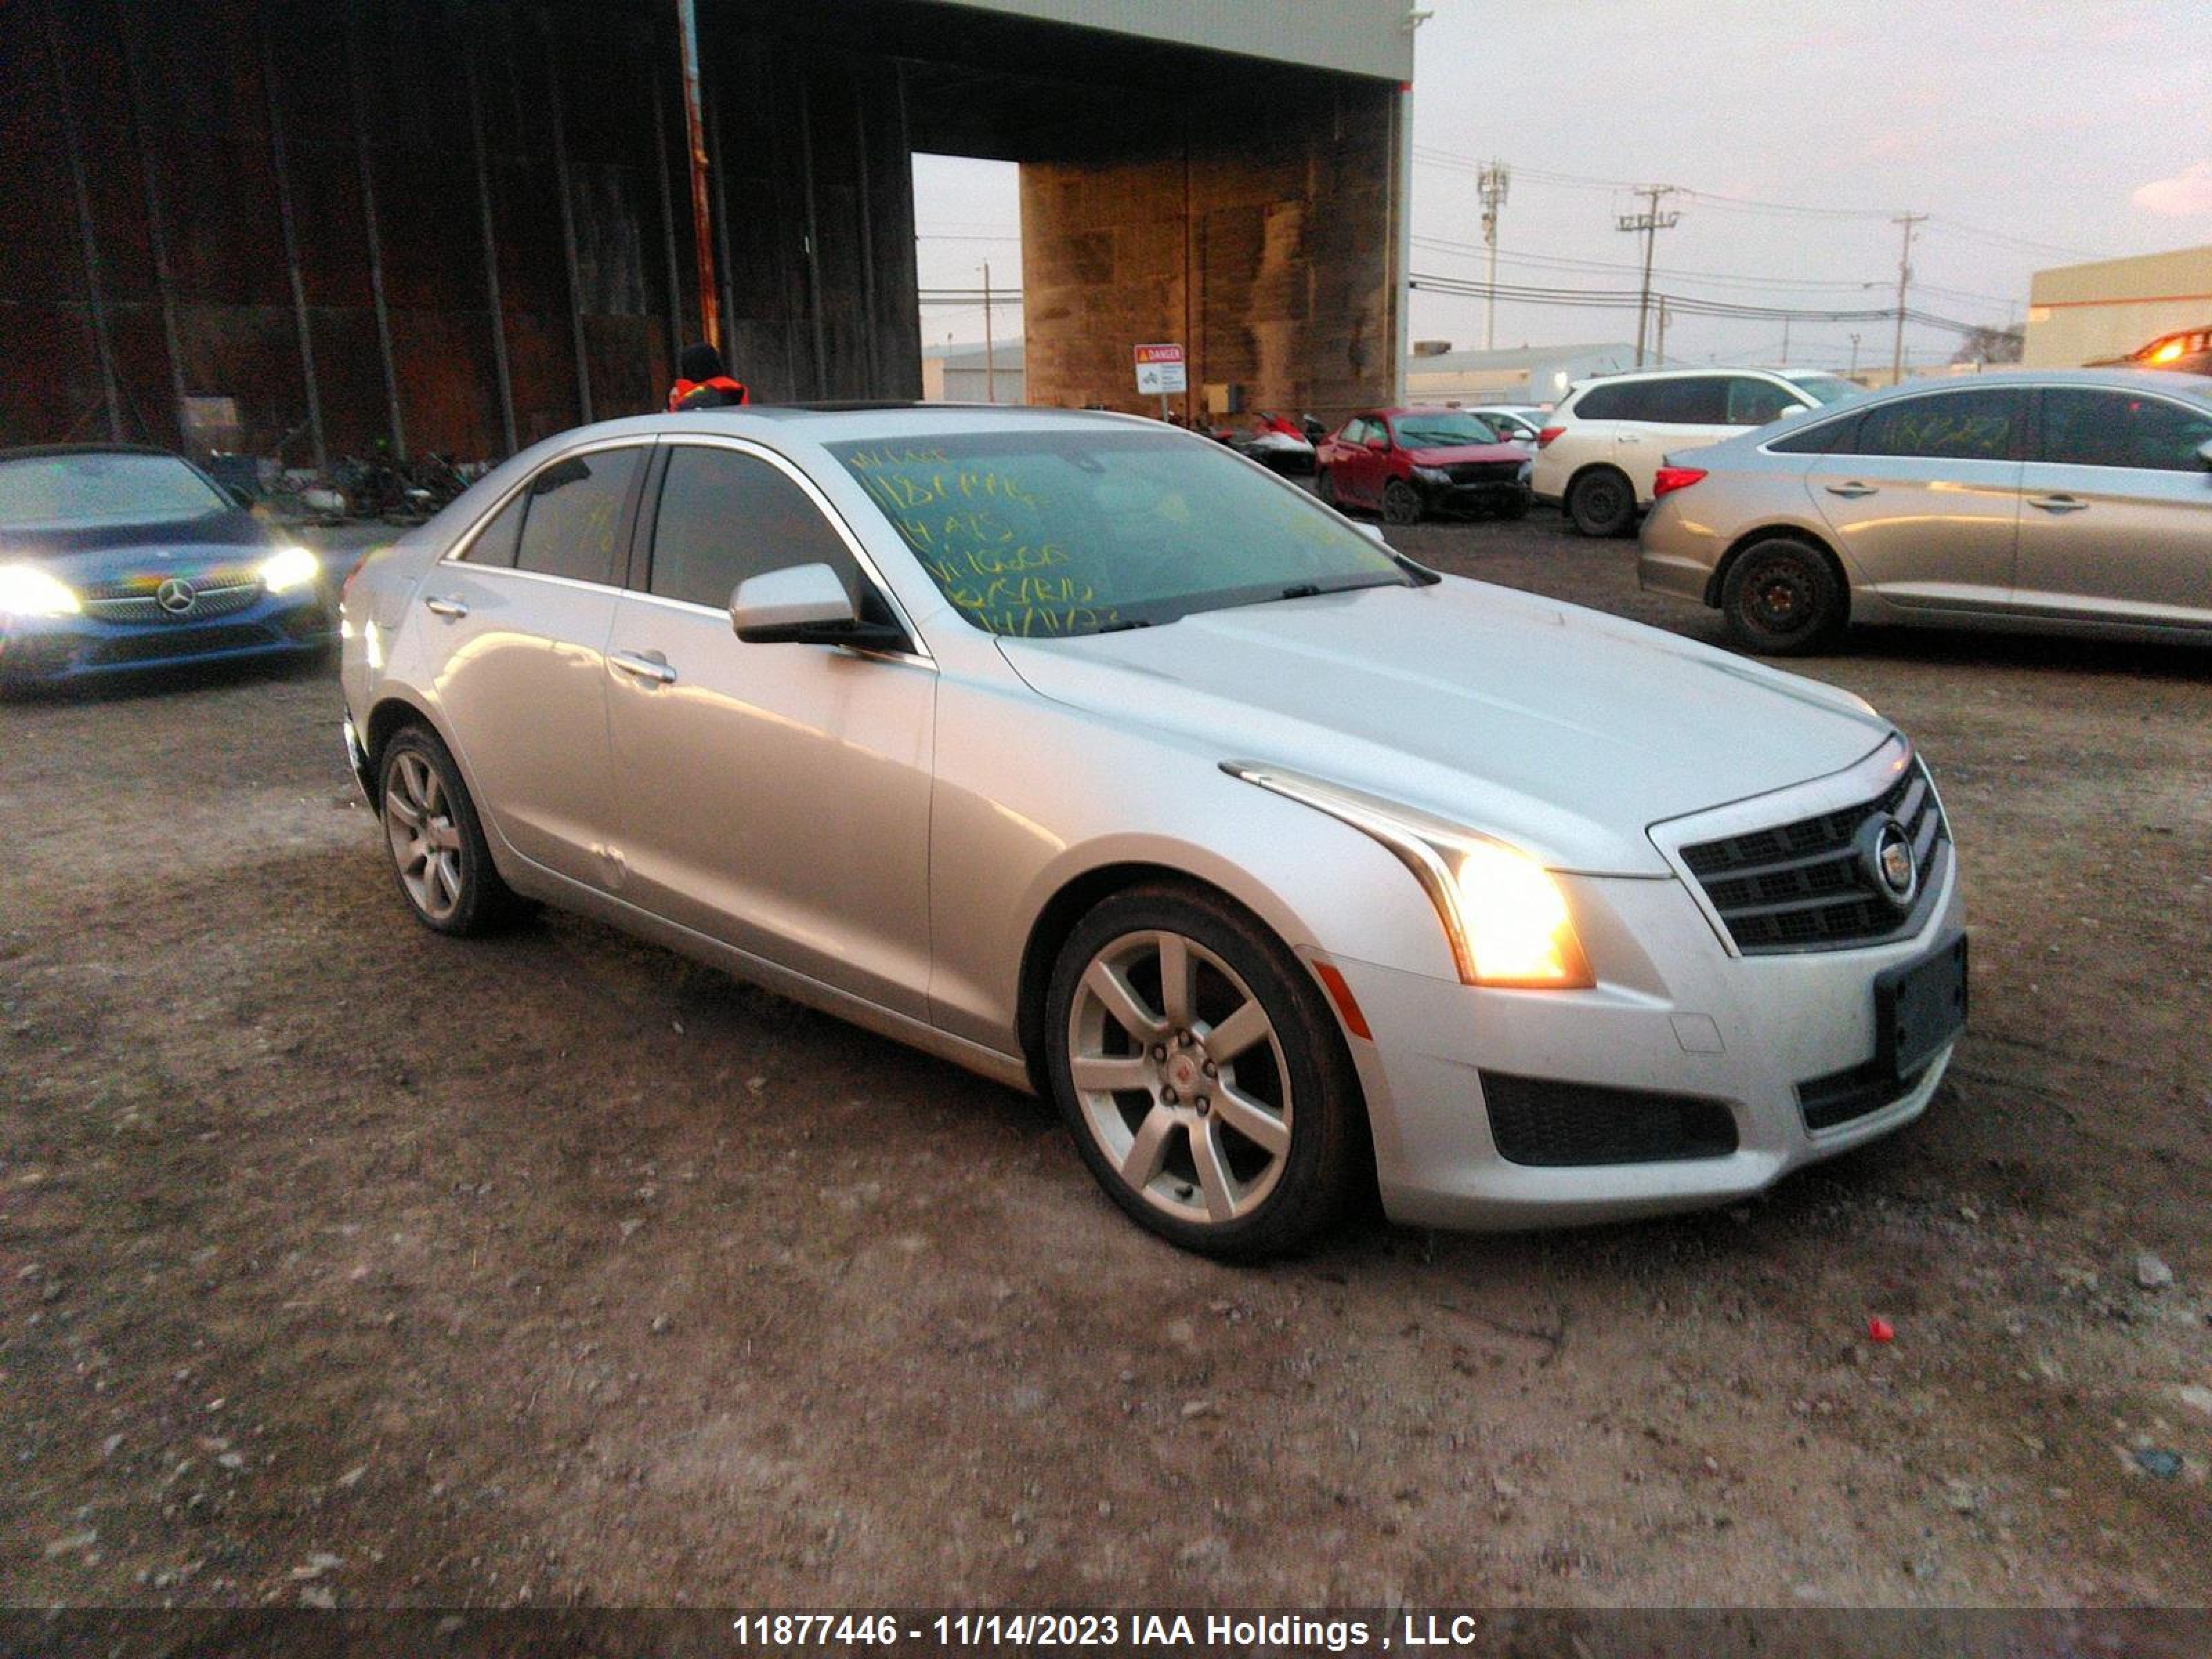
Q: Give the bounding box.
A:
[912,154,1024,403]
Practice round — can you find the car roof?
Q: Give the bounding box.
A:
[1801,366,2211,405]
[0,442,185,462]
[547,402,1171,449]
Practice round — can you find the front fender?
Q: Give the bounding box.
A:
[925,675,1459,1056]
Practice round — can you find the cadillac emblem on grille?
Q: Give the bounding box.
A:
[155,577,197,617]
[1862,815,1918,909]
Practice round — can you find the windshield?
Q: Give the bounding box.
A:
[832,429,1412,637]
[1391,411,1502,448]
[0,451,229,529]
[1781,373,1861,405]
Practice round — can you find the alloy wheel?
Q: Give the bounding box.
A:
[1065,929,1293,1226]
[384,750,466,924]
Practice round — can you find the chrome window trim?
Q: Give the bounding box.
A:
[646,433,935,666]
[440,435,653,582]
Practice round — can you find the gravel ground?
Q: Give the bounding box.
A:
[3,509,2209,1615]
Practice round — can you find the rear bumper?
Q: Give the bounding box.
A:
[0,593,335,687]
[1635,497,1726,603]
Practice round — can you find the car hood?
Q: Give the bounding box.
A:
[3,509,277,581]
[996,577,1891,875]
[1403,442,1528,467]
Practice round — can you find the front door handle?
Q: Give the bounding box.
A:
[610,649,678,686]
[423,595,469,619]
[2028,494,2088,514]
[1825,482,1877,499]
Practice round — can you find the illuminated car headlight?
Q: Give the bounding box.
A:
[258,545,321,594]
[0,563,82,618]
[1224,762,1595,989]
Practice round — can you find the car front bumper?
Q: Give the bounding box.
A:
[1331,814,1966,1231]
[1412,476,1532,516]
[0,590,335,687]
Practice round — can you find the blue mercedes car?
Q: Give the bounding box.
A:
[0,444,335,691]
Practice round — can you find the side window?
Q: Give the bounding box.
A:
[1727,377,1800,425]
[1768,413,1859,455]
[1852,389,2026,461]
[514,447,642,585]
[1643,377,1730,424]
[457,491,525,566]
[1572,383,1630,421]
[648,446,860,610]
[2039,388,2212,472]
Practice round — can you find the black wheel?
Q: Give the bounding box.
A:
[1045,883,1367,1258]
[377,724,523,936]
[1315,468,1339,507]
[1566,467,1636,537]
[1492,489,1530,522]
[1382,479,1423,525]
[1721,536,1846,655]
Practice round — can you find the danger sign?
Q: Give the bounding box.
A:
[1134,342,1188,396]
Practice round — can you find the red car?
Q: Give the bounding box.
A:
[1315,407,1533,525]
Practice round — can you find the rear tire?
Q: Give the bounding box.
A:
[1566,467,1636,537]
[1721,536,1846,655]
[377,724,524,936]
[1044,883,1366,1258]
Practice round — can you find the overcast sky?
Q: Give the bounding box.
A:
[915,0,2212,373]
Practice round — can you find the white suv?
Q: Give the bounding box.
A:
[1532,368,1859,536]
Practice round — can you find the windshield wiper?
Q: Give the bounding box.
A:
[1094,617,1154,633]
[1272,575,1403,603]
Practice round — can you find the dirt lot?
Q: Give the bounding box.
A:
[3,512,2209,1616]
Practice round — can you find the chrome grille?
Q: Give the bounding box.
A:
[1680,759,1949,953]
[82,571,263,623]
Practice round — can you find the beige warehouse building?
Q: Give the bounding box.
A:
[2023,243,2212,367]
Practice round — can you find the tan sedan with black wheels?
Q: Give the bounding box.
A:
[1638,368,2212,654]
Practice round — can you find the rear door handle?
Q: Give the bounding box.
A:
[1825,482,1877,499]
[2029,494,2088,514]
[610,650,678,686]
[423,595,469,619]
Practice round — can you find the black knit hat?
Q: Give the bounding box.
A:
[679,342,727,382]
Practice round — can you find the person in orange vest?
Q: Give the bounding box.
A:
[666,343,749,411]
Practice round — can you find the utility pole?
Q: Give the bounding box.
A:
[982,262,996,404]
[1780,317,1790,366]
[1890,212,1925,386]
[1477,160,1510,352]
[1848,332,1862,378]
[1653,294,1669,365]
[1615,185,1681,367]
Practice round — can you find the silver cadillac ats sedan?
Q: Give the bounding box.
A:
[340,405,1967,1257]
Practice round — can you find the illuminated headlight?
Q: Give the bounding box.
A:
[0,563,82,617]
[1224,762,1595,990]
[258,545,321,594]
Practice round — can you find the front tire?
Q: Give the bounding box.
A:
[1566,467,1636,537]
[1044,884,1365,1257]
[377,724,522,935]
[1382,479,1424,525]
[1721,536,1846,655]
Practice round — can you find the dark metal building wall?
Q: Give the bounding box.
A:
[0,0,925,460]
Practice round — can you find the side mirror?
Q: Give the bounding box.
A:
[731,563,901,648]
[1365,435,1390,451]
